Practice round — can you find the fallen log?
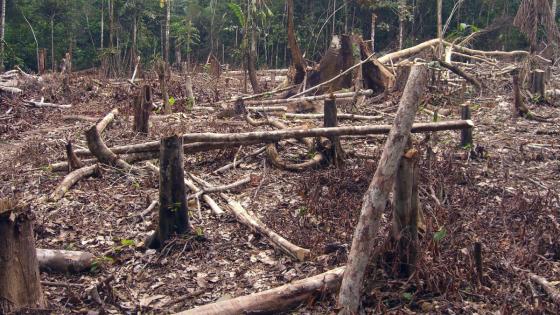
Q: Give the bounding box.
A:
[529,273,560,305]
[49,164,101,201]
[85,125,139,174]
[190,174,310,261]
[280,112,383,121]
[0,85,23,94]
[180,120,474,144]
[214,146,267,174]
[244,90,373,106]
[36,248,95,273]
[24,99,72,108]
[266,144,324,171]
[437,59,482,90]
[338,64,429,314]
[96,108,119,134]
[174,267,345,315]
[191,176,251,199]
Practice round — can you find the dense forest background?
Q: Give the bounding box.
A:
[1,0,556,72]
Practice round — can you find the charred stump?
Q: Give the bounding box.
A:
[147,135,190,249]
[0,200,45,313]
[134,85,152,134]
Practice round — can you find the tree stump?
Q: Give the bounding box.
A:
[511,69,530,117]
[38,48,46,75]
[323,97,344,166]
[66,140,84,172]
[134,85,152,134]
[391,146,419,277]
[460,104,473,147]
[530,69,546,99]
[185,75,195,109]
[147,135,189,249]
[396,62,412,92]
[0,200,46,313]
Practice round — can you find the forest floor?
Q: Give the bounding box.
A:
[0,65,559,314]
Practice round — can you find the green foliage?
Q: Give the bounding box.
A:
[227,2,245,27]
[433,227,447,242]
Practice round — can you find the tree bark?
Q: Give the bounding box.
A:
[165,0,171,63]
[371,13,377,52]
[247,0,261,93]
[134,85,152,134]
[437,0,443,56]
[460,104,473,147]
[100,0,104,49]
[66,140,84,172]
[49,164,101,201]
[323,97,344,166]
[391,145,419,277]
[185,75,195,108]
[0,202,46,313]
[337,65,429,314]
[147,135,189,249]
[244,90,373,106]
[38,48,46,75]
[286,0,306,84]
[85,125,137,173]
[512,69,530,117]
[530,69,546,99]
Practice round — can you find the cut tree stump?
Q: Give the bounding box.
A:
[391,146,419,277]
[185,75,195,108]
[338,64,429,314]
[36,248,95,273]
[323,97,344,166]
[146,135,190,249]
[134,85,152,134]
[460,103,473,147]
[0,200,46,313]
[530,69,546,99]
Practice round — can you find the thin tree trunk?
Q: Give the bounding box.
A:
[371,13,377,52]
[0,0,5,71]
[100,0,104,49]
[51,15,55,71]
[437,0,443,56]
[553,0,557,19]
[286,0,306,83]
[337,65,429,314]
[248,0,261,93]
[131,8,137,71]
[398,0,406,50]
[165,0,171,63]
[134,85,152,134]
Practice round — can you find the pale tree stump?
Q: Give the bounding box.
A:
[134,85,152,134]
[0,200,45,313]
[530,69,546,99]
[147,135,190,249]
[185,75,195,109]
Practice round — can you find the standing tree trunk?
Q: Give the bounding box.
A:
[131,7,137,71]
[100,0,104,50]
[247,0,261,93]
[134,85,152,134]
[185,75,195,108]
[0,0,5,71]
[337,65,429,314]
[323,97,344,166]
[0,201,46,313]
[38,48,46,75]
[437,0,443,56]
[553,0,557,19]
[109,0,114,49]
[371,13,377,52]
[51,15,55,71]
[165,0,171,63]
[146,135,189,249]
[158,61,171,114]
[287,0,306,84]
[398,0,406,50]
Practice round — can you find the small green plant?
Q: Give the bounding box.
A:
[433,227,447,242]
[169,96,176,107]
[402,292,413,302]
[195,226,204,237]
[131,180,141,189]
[90,256,115,272]
[168,202,182,212]
[461,143,474,151]
[298,206,308,217]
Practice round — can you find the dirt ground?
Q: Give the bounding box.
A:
[0,65,559,314]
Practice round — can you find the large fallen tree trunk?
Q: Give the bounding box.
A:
[377,38,531,64]
[96,108,119,134]
[338,64,429,314]
[180,120,473,144]
[244,90,373,106]
[36,248,95,273]
[174,267,345,315]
